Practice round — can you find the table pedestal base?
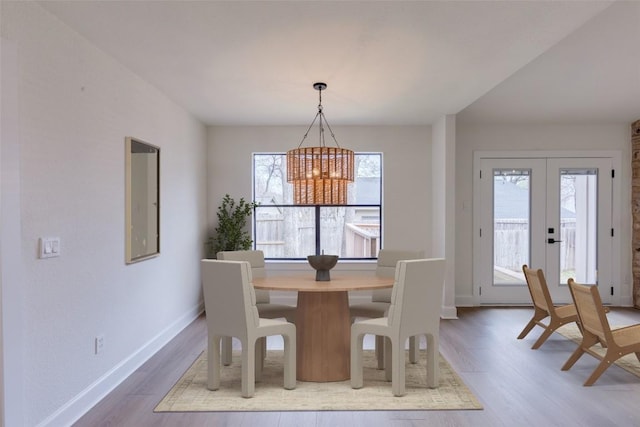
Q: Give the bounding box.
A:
[296,291,350,382]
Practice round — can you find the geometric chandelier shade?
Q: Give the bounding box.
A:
[286,83,355,205]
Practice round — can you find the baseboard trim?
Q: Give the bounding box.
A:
[619,295,634,307]
[37,302,204,427]
[455,295,475,307]
[441,305,458,319]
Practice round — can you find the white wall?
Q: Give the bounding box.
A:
[208,125,432,253]
[1,3,208,426]
[1,35,25,427]
[455,123,632,306]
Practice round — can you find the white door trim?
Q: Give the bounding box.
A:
[473,150,622,306]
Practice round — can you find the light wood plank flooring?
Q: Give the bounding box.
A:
[73,308,640,426]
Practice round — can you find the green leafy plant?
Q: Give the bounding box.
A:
[206,194,258,258]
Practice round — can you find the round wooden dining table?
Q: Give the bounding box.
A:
[253,274,394,382]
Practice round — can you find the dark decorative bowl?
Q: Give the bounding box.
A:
[307,255,339,281]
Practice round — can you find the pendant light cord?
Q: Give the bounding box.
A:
[296,84,341,149]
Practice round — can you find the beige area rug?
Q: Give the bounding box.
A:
[556,323,640,378]
[155,350,482,412]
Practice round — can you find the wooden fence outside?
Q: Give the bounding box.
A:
[255,217,379,258]
[494,219,576,271]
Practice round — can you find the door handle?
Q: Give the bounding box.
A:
[547,238,562,244]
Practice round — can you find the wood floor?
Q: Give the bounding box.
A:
[73,307,640,427]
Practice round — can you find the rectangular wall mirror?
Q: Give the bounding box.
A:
[125,136,160,264]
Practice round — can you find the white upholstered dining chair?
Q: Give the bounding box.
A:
[351,258,446,396]
[216,250,296,365]
[349,249,424,368]
[201,259,296,398]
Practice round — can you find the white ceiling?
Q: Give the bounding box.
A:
[458,0,640,124]
[37,1,638,126]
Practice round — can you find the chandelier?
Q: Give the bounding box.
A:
[286,82,354,205]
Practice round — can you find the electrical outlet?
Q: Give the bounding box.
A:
[95,335,105,354]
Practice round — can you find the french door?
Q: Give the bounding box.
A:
[474,154,614,305]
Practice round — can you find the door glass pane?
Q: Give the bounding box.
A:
[493,169,530,285]
[559,169,598,285]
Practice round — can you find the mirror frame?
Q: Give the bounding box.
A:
[125,136,160,264]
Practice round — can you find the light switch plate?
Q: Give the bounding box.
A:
[39,237,61,258]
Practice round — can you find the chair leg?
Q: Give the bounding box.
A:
[222,336,233,366]
[531,326,555,349]
[384,336,392,382]
[409,336,418,364]
[562,333,598,371]
[255,339,264,382]
[391,337,406,397]
[517,318,538,340]
[207,334,221,390]
[283,331,296,390]
[350,331,365,389]
[517,307,547,339]
[241,339,256,398]
[584,357,614,386]
[262,336,267,360]
[425,333,439,388]
[561,346,585,372]
[375,335,385,369]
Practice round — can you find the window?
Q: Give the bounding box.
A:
[253,153,382,259]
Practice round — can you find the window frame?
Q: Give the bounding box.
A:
[252,152,383,260]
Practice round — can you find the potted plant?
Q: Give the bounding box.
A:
[206,194,258,258]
